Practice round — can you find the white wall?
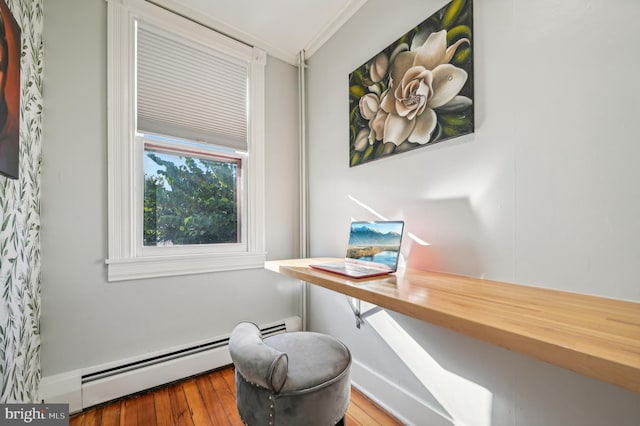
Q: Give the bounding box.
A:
[40,0,300,376]
[306,0,640,425]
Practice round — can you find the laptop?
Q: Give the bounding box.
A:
[310,221,405,278]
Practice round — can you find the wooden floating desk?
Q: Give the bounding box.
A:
[265,258,640,393]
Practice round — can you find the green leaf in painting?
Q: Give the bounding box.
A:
[350,152,361,167]
[446,25,471,44]
[349,85,365,99]
[442,0,467,29]
[452,46,472,66]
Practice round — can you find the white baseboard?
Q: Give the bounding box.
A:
[39,370,83,414]
[351,360,453,426]
[39,346,230,414]
[82,345,232,409]
[39,317,301,413]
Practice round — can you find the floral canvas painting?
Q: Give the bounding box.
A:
[349,0,473,166]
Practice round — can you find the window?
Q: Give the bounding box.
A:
[141,137,243,251]
[106,0,266,281]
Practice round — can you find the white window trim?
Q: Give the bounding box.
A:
[106,0,266,281]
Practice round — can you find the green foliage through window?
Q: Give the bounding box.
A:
[143,148,239,246]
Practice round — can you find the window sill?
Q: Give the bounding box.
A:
[106,252,267,281]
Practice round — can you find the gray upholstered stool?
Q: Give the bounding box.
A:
[229,322,352,426]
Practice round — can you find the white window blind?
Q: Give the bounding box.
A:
[136,23,249,151]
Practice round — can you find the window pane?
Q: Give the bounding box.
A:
[143,146,240,246]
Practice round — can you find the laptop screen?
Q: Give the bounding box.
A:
[346,221,404,271]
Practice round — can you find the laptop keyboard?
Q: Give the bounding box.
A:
[345,264,375,273]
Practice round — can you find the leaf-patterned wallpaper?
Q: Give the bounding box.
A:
[0,0,43,403]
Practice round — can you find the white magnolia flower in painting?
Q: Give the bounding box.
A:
[369,52,389,83]
[359,93,380,120]
[354,128,370,152]
[360,29,471,146]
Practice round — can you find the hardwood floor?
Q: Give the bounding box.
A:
[70,366,402,425]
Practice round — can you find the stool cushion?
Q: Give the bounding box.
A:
[230,322,351,426]
[264,332,350,393]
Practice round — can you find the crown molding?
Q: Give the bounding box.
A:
[304,0,368,58]
[145,0,368,65]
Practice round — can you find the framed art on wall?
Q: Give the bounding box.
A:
[0,0,21,179]
[349,0,473,167]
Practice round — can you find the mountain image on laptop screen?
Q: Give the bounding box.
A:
[346,221,404,269]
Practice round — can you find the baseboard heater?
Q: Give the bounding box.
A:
[80,316,301,409]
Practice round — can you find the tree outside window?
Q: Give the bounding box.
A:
[143,147,240,247]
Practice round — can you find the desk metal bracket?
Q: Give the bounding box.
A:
[346,296,382,329]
